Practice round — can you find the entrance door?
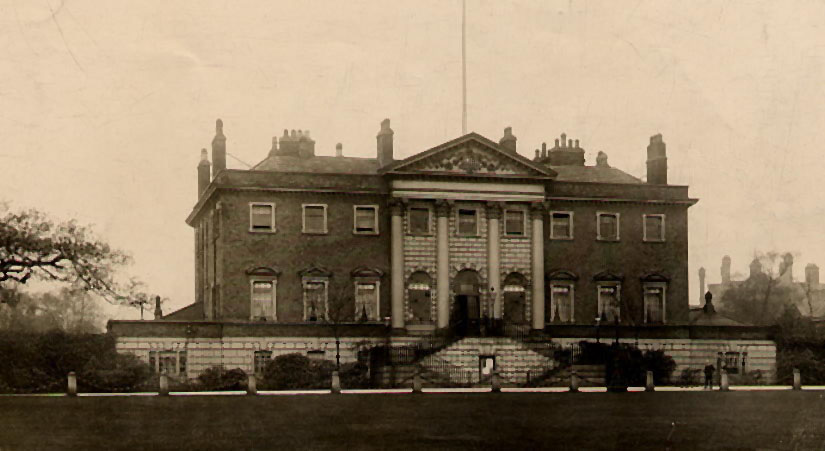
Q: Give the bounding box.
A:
[452,269,481,336]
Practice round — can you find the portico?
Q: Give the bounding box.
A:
[382,133,555,333]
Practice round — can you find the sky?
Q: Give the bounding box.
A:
[2,0,824,318]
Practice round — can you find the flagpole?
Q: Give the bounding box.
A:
[461,0,467,135]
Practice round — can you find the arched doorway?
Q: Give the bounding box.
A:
[408,271,433,323]
[452,269,481,336]
[502,272,527,325]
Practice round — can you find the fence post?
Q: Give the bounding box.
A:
[793,368,801,391]
[645,370,655,392]
[491,370,501,393]
[159,373,169,396]
[413,371,422,394]
[569,370,579,393]
[247,374,257,395]
[67,371,77,397]
[720,369,729,392]
[331,370,341,394]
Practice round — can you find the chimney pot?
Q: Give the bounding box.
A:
[336,143,343,157]
[574,139,579,149]
[534,149,540,160]
[554,138,560,148]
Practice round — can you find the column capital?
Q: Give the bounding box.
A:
[389,198,407,216]
[485,201,504,220]
[530,201,548,219]
[435,199,452,217]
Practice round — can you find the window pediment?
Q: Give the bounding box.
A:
[246,266,281,277]
[299,265,332,278]
[547,270,579,281]
[351,266,384,279]
[593,271,624,282]
[641,272,670,282]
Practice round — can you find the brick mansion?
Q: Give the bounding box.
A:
[109,118,777,385]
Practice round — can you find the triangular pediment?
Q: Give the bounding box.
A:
[382,133,556,178]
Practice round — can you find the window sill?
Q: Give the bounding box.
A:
[643,239,666,243]
[502,234,528,239]
[596,237,620,242]
[549,236,574,241]
[353,231,380,236]
[407,232,434,237]
[456,234,481,238]
[302,231,329,235]
[249,228,277,234]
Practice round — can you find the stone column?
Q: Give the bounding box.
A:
[390,200,405,329]
[436,200,451,329]
[487,202,502,319]
[531,203,546,330]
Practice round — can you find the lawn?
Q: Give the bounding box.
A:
[1,391,824,450]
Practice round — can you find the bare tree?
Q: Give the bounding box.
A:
[0,204,154,308]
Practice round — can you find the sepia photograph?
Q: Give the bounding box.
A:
[1,1,825,449]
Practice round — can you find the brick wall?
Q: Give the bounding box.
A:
[210,190,392,322]
[544,201,689,325]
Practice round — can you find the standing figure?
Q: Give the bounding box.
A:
[703,360,716,390]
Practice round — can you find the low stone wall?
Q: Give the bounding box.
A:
[552,337,776,383]
[115,335,419,379]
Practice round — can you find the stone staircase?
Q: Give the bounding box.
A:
[419,337,559,386]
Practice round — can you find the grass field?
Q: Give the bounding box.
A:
[1,391,824,450]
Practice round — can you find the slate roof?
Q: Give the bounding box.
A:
[549,165,643,184]
[162,302,204,320]
[253,155,381,174]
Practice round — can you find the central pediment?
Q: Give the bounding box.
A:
[381,133,556,179]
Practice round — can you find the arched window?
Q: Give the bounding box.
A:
[408,272,432,323]
[502,272,527,324]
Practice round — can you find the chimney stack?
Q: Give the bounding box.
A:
[211,119,226,177]
[547,133,585,166]
[297,130,315,158]
[749,257,763,279]
[197,149,211,197]
[499,127,517,153]
[805,263,820,287]
[377,119,394,167]
[780,253,794,283]
[336,143,343,157]
[154,296,163,320]
[596,151,609,167]
[268,137,279,156]
[698,267,706,304]
[721,255,731,285]
[646,134,667,184]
